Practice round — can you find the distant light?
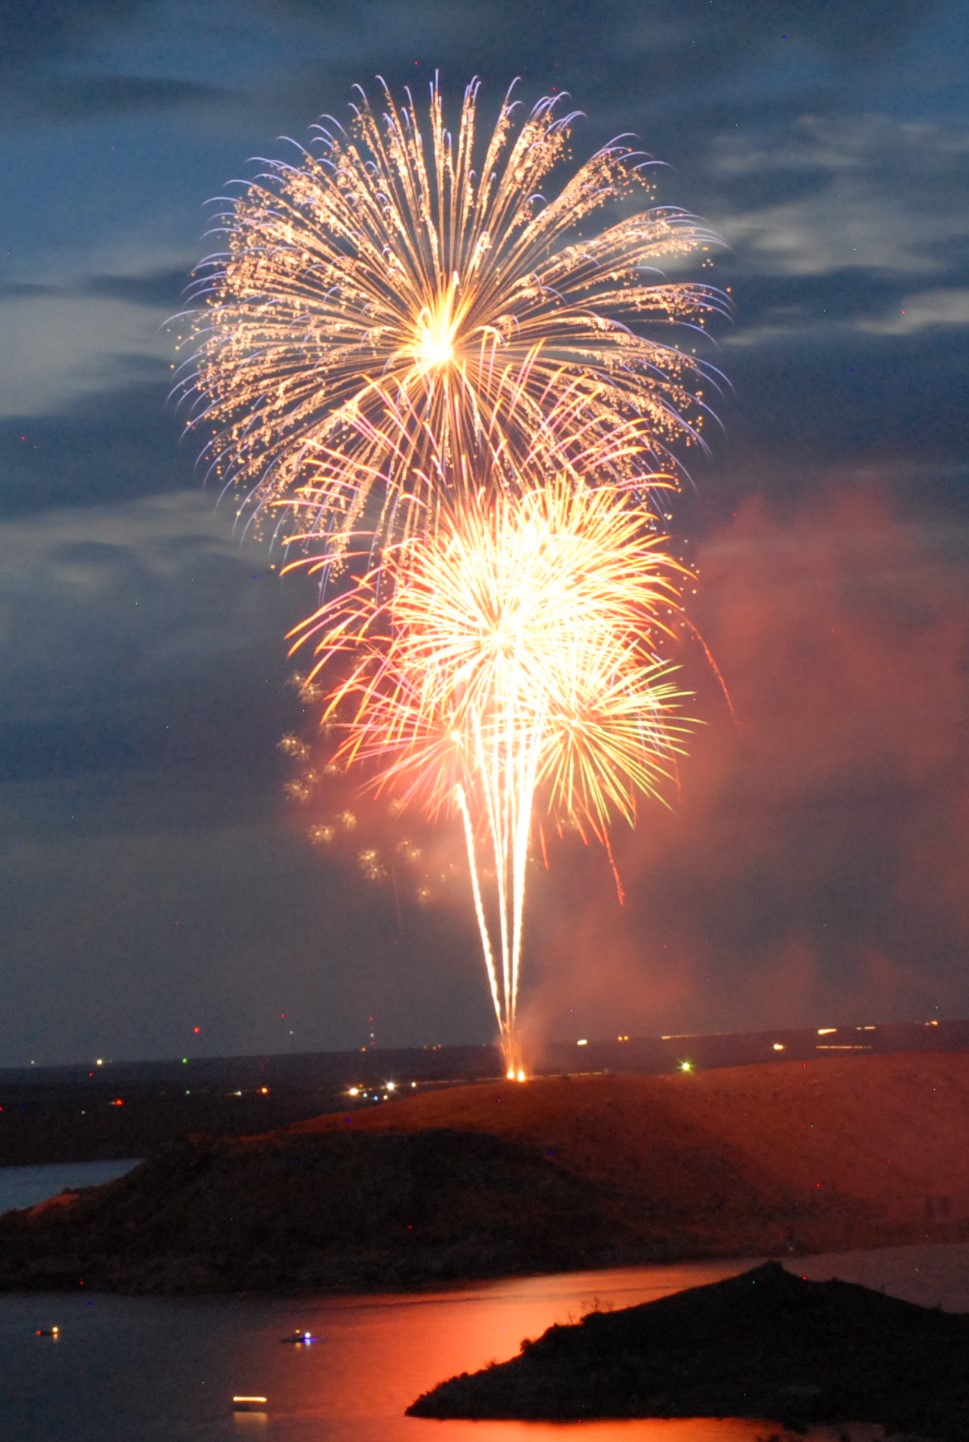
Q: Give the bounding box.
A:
[515,1068,526,1083]
[679,1060,693,1073]
[181,1058,188,1065]
[385,1080,397,1092]
[259,1086,270,1095]
[410,1081,417,1089]
[233,1396,268,1411]
[772,1043,785,1051]
[347,1086,360,1098]
[193,1026,201,1035]
[576,1038,588,1047]
[617,1034,629,1042]
[96,1059,104,1067]
[817,1028,836,1036]
[110,1097,124,1107]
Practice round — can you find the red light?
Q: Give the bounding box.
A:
[193,1026,201,1034]
[110,1098,124,1107]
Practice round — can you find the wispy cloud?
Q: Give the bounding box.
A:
[715,115,969,278]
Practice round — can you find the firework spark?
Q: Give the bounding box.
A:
[290,478,694,1073]
[180,77,726,560]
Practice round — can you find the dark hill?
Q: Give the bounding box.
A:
[408,1261,969,1440]
[2,1051,969,1293]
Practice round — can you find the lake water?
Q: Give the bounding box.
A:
[0,1159,140,1215]
[3,1163,966,1441]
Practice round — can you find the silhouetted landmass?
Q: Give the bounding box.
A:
[408,1261,969,1441]
[1,1052,969,1293]
[2,1019,966,1166]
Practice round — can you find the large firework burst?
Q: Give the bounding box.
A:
[180,77,727,560]
[289,477,693,1072]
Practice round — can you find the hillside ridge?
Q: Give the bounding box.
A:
[1,1051,967,1293]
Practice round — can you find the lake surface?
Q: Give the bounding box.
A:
[0,1159,140,1215]
[7,1235,968,1441]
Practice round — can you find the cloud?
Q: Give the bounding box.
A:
[0,489,301,749]
[0,290,173,421]
[860,287,969,335]
[77,268,192,308]
[3,73,225,125]
[0,0,150,72]
[712,114,969,279]
[713,322,969,506]
[0,377,195,514]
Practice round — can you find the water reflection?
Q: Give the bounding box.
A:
[6,1243,968,1440]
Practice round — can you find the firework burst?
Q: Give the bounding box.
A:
[180,76,727,561]
[289,478,694,1072]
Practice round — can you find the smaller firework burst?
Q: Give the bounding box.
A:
[290,476,694,1074]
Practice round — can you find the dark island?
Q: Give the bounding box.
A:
[409,1261,969,1440]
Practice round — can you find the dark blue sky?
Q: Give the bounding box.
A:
[2,0,967,1066]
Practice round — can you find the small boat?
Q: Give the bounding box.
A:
[232,1395,268,1412]
[34,1326,60,1338]
[280,1329,317,1344]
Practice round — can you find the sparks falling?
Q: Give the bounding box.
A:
[289,479,694,1074]
[180,76,727,562]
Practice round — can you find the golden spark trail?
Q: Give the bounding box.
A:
[288,479,694,1073]
[180,77,727,563]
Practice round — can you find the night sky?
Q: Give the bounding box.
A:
[2,1,967,1067]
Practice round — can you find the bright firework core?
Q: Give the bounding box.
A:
[414,288,459,370]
